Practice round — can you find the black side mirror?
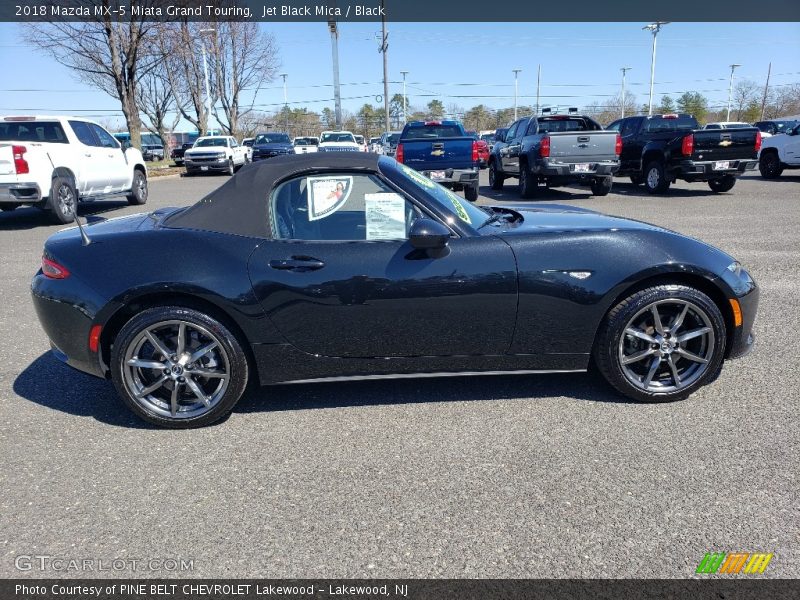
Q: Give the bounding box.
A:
[495,132,505,143]
[409,218,450,250]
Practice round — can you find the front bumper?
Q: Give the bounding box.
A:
[727,282,759,360]
[252,152,291,161]
[675,159,758,180]
[0,182,42,203]
[185,156,229,172]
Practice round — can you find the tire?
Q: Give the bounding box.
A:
[126,169,148,205]
[489,160,504,190]
[758,151,783,179]
[644,161,670,194]
[590,176,613,196]
[49,176,77,224]
[630,174,644,186]
[594,284,726,403]
[464,184,479,202]
[519,163,538,199]
[111,306,249,428]
[226,159,235,176]
[708,175,736,193]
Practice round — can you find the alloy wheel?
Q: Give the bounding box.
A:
[618,299,715,393]
[122,320,231,420]
[57,184,75,218]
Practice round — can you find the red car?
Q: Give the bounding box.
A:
[466,130,490,168]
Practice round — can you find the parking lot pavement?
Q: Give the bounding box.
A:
[1,169,798,578]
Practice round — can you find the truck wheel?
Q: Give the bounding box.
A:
[519,165,538,199]
[630,174,644,186]
[226,159,235,176]
[708,176,736,193]
[644,161,670,194]
[489,161,504,190]
[464,184,479,202]
[758,151,783,179]
[591,177,613,196]
[126,169,148,205]
[50,177,77,224]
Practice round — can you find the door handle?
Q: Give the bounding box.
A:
[269,256,325,271]
[84,153,92,157]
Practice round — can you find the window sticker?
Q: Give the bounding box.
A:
[400,164,435,188]
[365,193,407,240]
[306,176,353,221]
[443,188,472,224]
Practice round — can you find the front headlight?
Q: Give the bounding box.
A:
[726,261,743,277]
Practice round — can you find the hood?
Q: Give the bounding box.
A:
[253,142,293,152]
[491,204,673,236]
[184,146,225,154]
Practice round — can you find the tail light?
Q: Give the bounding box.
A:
[395,143,404,163]
[615,134,622,156]
[754,131,762,153]
[13,145,29,175]
[42,255,70,279]
[472,141,479,162]
[539,136,551,158]
[681,134,694,157]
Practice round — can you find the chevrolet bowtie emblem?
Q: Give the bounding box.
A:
[431,150,445,156]
[719,140,732,147]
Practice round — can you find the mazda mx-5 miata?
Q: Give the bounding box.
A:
[32,153,758,428]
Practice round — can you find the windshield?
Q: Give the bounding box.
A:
[480,134,495,142]
[387,133,400,144]
[321,132,356,143]
[195,138,227,148]
[355,135,364,143]
[382,159,488,227]
[723,123,751,129]
[255,134,290,144]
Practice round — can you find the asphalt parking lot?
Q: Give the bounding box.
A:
[1,169,798,578]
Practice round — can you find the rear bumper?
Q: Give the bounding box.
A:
[0,182,42,203]
[420,167,479,188]
[675,159,758,180]
[535,160,619,179]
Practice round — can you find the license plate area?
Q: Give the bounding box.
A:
[714,161,731,170]
[429,170,446,180]
[200,166,209,171]
[573,163,591,173]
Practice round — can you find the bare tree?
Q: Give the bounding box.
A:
[207,22,280,138]
[731,80,761,121]
[136,58,179,149]
[23,1,159,149]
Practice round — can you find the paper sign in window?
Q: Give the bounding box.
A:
[307,176,353,221]
[365,193,407,240]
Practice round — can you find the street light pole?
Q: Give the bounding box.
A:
[279,73,288,133]
[620,67,632,118]
[328,20,343,130]
[400,70,409,125]
[643,22,669,116]
[726,63,741,121]
[512,69,522,120]
[199,27,215,134]
[380,0,390,134]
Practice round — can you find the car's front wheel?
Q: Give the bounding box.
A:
[464,184,479,202]
[111,306,249,428]
[594,285,726,403]
[226,159,235,176]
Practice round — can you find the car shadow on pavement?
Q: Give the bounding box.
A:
[0,201,130,231]
[480,185,595,204]
[15,352,633,428]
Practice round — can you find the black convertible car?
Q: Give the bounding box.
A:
[31,153,758,428]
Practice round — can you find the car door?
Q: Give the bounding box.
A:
[247,171,518,358]
[784,125,800,165]
[500,119,524,174]
[88,123,130,191]
[66,120,109,196]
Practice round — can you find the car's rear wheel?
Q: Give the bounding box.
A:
[591,176,613,196]
[708,175,736,193]
[489,161,504,190]
[594,285,725,403]
[126,169,148,205]
[644,161,670,194]
[50,176,77,224]
[111,307,249,428]
[519,164,538,199]
[758,151,783,179]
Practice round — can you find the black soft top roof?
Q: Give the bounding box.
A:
[164,152,382,238]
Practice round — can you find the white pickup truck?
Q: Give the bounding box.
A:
[759,121,800,178]
[183,136,250,176]
[0,116,148,223]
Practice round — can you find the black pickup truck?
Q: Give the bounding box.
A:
[607,114,761,194]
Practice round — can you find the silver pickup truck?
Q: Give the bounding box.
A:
[489,113,621,198]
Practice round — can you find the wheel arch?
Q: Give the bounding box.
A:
[594,269,736,359]
[98,291,259,384]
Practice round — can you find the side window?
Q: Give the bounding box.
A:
[271,173,420,242]
[505,121,520,141]
[621,119,639,137]
[69,120,98,147]
[525,118,539,135]
[89,124,120,148]
[230,138,237,147]
[606,121,621,132]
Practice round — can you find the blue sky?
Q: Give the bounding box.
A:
[1,21,798,130]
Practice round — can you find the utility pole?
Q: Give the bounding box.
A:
[643,22,669,116]
[400,70,409,126]
[380,0,390,133]
[760,62,772,121]
[199,27,215,135]
[279,73,288,133]
[620,67,632,118]
[535,64,541,116]
[328,19,342,129]
[512,68,522,120]
[726,63,741,121]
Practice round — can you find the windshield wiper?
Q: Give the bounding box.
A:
[478,212,503,229]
